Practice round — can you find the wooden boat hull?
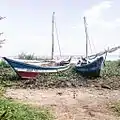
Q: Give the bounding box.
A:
[3,57,71,79]
[75,57,104,77]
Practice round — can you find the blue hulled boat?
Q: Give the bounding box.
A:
[75,17,104,77]
[3,57,71,79]
[2,12,71,79]
[75,57,104,77]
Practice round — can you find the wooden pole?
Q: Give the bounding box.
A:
[83,16,88,60]
[51,12,55,60]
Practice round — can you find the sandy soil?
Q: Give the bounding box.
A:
[4,87,120,120]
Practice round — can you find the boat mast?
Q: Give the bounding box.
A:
[51,12,55,60]
[83,16,88,59]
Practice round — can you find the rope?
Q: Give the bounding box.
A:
[88,55,97,60]
[90,37,96,53]
[87,46,120,61]
[84,19,96,55]
[54,17,62,57]
[88,38,92,54]
[87,31,96,55]
[103,51,107,66]
[85,22,95,55]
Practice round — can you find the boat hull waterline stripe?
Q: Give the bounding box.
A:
[15,65,70,73]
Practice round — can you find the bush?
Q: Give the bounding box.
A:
[101,60,120,77]
[18,52,36,60]
[0,60,10,68]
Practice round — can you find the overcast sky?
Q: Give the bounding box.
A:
[0,0,120,57]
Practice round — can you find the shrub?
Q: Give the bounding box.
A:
[0,60,10,68]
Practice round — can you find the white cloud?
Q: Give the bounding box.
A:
[0,0,120,57]
[83,0,120,28]
[115,18,120,23]
[81,1,120,54]
[84,1,112,22]
[72,1,114,30]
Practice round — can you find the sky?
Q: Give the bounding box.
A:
[0,0,120,57]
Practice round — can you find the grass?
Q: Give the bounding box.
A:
[110,101,120,116]
[0,86,5,97]
[0,60,119,120]
[1,88,54,120]
[0,60,10,68]
[118,60,120,66]
[0,98,53,120]
[0,63,54,120]
[101,60,120,77]
[0,84,53,120]
[0,60,120,89]
[0,59,119,80]
[0,76,53,120]
[0,88,54,120]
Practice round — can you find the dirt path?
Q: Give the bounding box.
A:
[4,87,120,120]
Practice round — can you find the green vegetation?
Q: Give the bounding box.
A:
[0,59,54,120]
[18,52,51,60]
[118,60,120,66]
[0,86,5,97]
[0,60,119,120]
[0,88,54,120]
[18,52,36,60]
[0,60,120,89]
[0,98,53,120]
[0,60,10,68]
[101,60,120,77]
[0,78,53,120]
[110,101,120,116]
[0,86,54,120]
[0,84,53,120]
[0,67,19,81]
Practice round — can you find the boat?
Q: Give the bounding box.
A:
[75,17,105,77]
[2,57,71,79]
[75,56,104,77]
[3,12,71,79]
[75,17,120,77]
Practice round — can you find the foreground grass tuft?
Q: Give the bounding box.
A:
[0,98,53,120]
[110,101,120,116]
[0,86,5,97]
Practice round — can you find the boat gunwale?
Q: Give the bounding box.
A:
[75,56,104,68]
[2,57,71,69]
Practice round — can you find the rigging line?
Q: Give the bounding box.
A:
[88,38,92,54]
[54,17,62,57]
[86,27,92,54]
[87,29,96,55]
[88,35,96,53]
[91,37,96,53]
[85,20,96,55]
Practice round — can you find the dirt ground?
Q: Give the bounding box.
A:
[4,87,120,120]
